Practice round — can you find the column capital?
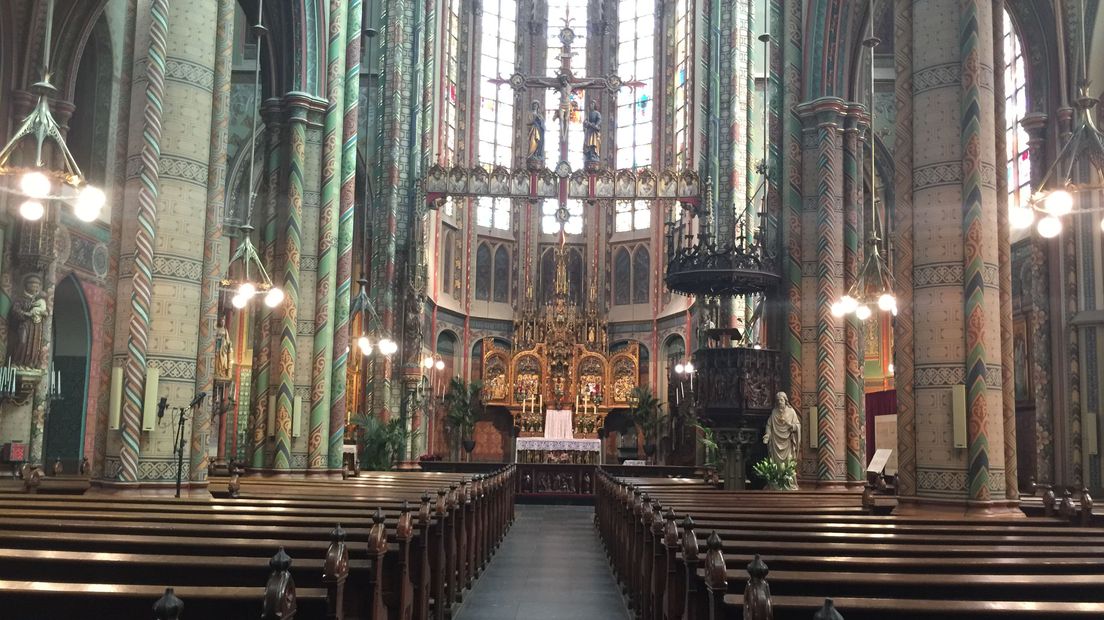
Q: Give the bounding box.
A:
[282,91,327,125]
[1019,111,1048,144]
[795,97,848,128]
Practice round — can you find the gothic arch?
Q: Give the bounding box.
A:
[45,273,92,471]
[55,0,112,102]
[802,0,871,99]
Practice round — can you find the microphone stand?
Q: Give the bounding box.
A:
[172,405,190,498]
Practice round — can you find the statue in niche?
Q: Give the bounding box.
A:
[10,273,48,369]
[527,100,545,161]
[583,101,602,165]
[214,315,234,381]
[762,391,801,485]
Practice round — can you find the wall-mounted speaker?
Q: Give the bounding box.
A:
[807,406,818,449]
[951,384,967,449]
[108,367,123,430]
[141,367,160,432]
[267,393,278,439]
[292,395,303,439]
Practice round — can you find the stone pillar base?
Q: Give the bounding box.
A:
[892,496,1025,518]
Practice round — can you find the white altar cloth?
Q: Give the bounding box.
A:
[516,437,602,452]
[544,409,574,440]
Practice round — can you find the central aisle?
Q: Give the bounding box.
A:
[455,504,631,620]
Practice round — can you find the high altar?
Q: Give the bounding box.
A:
[480,248,640,464]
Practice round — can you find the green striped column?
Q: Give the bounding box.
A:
[329,0,362,470]
[309,0,347,470]
[275,95,311,471]
[119,0,170,483]
[250,99,284,468]
[842,108,866,484]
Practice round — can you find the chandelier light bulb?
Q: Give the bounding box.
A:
[264,287,284,307]
[830,301,846,318]
[19,200,44,221]
[379,338,397,356]
[1100,218,1104,233]
[237,281,257,298]
[74,186,106,222]
[20,171,51,199]
[1009,206,1034,230]
[877,293,896,312]
[674,363,685,374]
[753,344,762,350]
[231,293,248,309]
[423,356,435,369]
[1043,190,1074,217]
[855,304,872,321]
[358,336,373,355]
[684,362,694,374]
[839,295,858,315]
[1037,215,1062,238]
[435,359,445,371]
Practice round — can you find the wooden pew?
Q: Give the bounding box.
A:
[594,469,1104,620]
[0,465,515,620]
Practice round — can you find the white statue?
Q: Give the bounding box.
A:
[763,391,801,465]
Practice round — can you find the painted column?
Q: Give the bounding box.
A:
[891,0,918,500]
[899,0,1011,511]
[190,0,235,481]
[117,0,170,484]
[991,0,1017,500]
[329,0,363,471]
[274,95,310,471]
[842,106,867,485]
[796,98,846,487]
[1020,111,1054,485]
[109,0,220,487]
[779,0,804,437]
[309,0,347,471]
[249,99,284,469]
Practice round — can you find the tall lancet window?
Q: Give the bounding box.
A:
[1003,10,1030,212]
[478,0,517,168]
[439,0,461,165]
[615,0,654,169]
[673,0,693,169]
[545,0,588,168]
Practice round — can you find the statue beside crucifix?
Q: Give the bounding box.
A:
[583,101,601,168]
[490,23,642,173]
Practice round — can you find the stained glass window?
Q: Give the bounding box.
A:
[615,200,651,232]
[673,0,692,169]
[477,196,511,230]
[616,0,654,169]
[542,199,583,235]
[478,0,517,168]
[440,0,461,165]
[493,245,510,302]
[546,0,588,168]
[1003,10,1030,212]
[614,248,631,305]
[632,246,650,304]
[475,243,492,300]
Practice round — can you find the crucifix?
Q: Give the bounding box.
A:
[490,21,644,245]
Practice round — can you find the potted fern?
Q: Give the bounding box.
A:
[753,457,797,491]
[628,386,664,459]
[444,378,483,459]
[350,412,417,471]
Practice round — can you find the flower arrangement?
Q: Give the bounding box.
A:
[753,458,797,490]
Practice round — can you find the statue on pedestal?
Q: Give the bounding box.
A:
[10,274,47,369]
[527,100,545,162]
[762,391,800,488]
[214,315,233,381]
[583,102,601,166]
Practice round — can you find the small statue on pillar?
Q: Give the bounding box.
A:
[527,100,545,167]
[214,315,233,382]
[10,273,48,369]
[583,101,602,169]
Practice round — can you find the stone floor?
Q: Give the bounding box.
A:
[454,504,632,620]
